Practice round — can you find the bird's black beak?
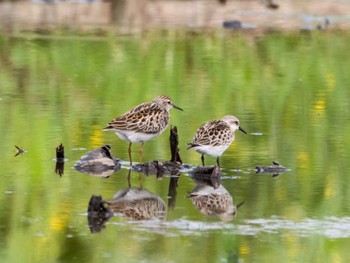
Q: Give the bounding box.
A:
[173,104,183,111]
[239,126,247,134]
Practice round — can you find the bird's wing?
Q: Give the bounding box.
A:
[189,120,232,147]
[104,103,169,134]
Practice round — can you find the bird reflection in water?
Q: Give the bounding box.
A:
[87,195,113,233]
[87,170,167,233]
[189,176,243,221]
[107,186,167,221]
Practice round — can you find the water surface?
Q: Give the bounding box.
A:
[1,31,350,262]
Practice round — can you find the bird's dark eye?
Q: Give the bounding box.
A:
[167,101,171,104]
[234,121,239,125]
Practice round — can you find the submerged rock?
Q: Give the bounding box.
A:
[190,165,222,189]
[74,145,121,177]
[255,161,290,177]
[131,160,186,177]
[87,195,114,233]
[130,126,186,178]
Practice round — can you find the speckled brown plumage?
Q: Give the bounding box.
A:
[189,184,237,221]
[189,120,233,147]
[187,115,246,166]
[103,96,182,165]
[104,102,170,134]
[106,188,167,221]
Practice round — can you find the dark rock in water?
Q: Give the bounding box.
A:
[75,160,120,177]
[132,160,183,177]
[87,195,113,233]
[77,145,117,162]
[88,195,111,215]
[132,160,165,176]
[255,161,290,177]
[223,20,242,29]
[191,166,218,176]
[190,165,222,189]
[74,145,121,177]
[131,125,185,178]
[210,166,222,189]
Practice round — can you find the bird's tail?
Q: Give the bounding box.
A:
[102,126,114,131]
[187,143,199,150]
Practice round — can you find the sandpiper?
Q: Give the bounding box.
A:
[187,115,246,167]
[103,95,183,165]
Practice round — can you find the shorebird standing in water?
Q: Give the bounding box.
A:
[187,115,246,167]
[103,96,183,165]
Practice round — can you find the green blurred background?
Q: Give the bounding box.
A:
[1,31,350,262]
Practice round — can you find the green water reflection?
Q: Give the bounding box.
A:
[1,31,350,262]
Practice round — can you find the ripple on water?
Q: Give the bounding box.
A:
[236,216,350,238]
[105,216,350,239]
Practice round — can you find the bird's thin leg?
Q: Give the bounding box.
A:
[201,155,205,167]
[138,172,143,189]
[127,169,131,188]
[216,157,220,167]
[139,142,144,164]
[128,142,132,166]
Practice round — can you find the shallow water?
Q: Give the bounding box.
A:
[1,31,350,262]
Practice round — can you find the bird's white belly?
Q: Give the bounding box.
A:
[115,130,164,143]
[193,144,230,157]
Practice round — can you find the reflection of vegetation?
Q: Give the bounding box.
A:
[1,31,350,262]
